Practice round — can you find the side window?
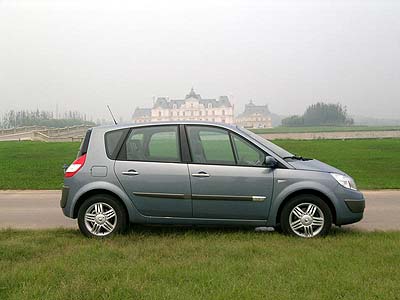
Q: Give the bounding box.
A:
[232,134,265,166]
[125,132,145,161]
[186,126,235,165]
[120,126,181,162]
[148,131,179,159]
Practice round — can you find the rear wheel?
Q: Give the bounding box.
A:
[280,194,332,238]
[77,194,128,238]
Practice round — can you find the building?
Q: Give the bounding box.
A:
[235,100,272,128]
[131,108,151,124]
[132,88,234,124]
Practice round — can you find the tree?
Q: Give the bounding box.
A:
[282,102,353,127]
[282,115,304,126]
[0,109,96,129]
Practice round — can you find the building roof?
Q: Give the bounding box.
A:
[185,87,201,100]
[132,107,151,118]
[152,88,232,109]
[237,100,271,118]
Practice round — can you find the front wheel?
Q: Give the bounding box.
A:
[280,194,333,238]
[77,194,128,238]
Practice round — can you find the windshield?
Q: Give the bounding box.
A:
[237,127,293,158]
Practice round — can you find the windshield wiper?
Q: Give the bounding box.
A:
[283,155,312,161]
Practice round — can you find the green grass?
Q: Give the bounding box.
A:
[251,125,400,134]
[274,139,400,189]
[0,141,80,190]
[0,228,399,300]
[0,139,399,190]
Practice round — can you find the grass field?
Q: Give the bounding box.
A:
[0,228,399,300]
[0,138,399,189]
[251,125,400,134]
[0,141,80,190]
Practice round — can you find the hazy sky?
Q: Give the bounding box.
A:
[1,0,399,121]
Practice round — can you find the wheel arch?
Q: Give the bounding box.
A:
[73,189,129,219]
[275,189,337,226]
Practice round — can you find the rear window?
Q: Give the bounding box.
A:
[105,129,130,159]
[78,129,92,157]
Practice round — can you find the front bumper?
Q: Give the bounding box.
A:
[334,185,365,225]
[344,198,365,213]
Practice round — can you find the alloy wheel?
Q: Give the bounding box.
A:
[84,202,117,236]
[289,202,325,238]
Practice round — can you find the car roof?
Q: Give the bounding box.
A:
[93,121,239,132]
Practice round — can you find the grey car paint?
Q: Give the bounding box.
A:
[62,121,364,228]
[114,160,192,217]
[188,163,273,220]
[287,159,345,175]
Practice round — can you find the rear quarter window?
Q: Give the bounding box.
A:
[105,129,129,159]
[78,129,92,157]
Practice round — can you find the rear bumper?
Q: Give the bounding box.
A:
[60,186,70,208]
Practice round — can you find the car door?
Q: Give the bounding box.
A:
[114,125,192,217]
[186,125,274,220]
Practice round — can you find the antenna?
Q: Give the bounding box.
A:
[107,105,118,125]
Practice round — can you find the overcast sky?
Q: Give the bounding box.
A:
[1,0,399,121]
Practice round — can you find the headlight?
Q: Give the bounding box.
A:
[330,173,357,190]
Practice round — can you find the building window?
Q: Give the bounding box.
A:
[222,110,225,116]
[208,103,212,109]
[173,104,177,109]
[158,111,162,117]
[199,111,202,116]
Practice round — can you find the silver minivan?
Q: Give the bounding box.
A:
[61,122,365,238]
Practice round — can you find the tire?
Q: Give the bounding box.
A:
[273,223,282,233]
[77,194,128,238]
[280,194,332,238]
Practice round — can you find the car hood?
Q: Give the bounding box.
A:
[288,159,346,175]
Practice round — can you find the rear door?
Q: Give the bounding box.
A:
[114,125,192,217]
[186,125,274,220]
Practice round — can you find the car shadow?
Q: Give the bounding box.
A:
[124,223,357,237]
[125,223,275,236]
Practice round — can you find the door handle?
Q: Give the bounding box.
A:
[191,171,210,178]
[122,170,139,176]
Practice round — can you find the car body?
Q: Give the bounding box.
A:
[61,121,365,238]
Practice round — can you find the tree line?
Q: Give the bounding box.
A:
[282,102,353,127]
[1,110,95,129]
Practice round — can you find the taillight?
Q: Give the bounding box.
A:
[65,154,87,178]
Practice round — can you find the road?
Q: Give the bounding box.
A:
[0,190,398,231]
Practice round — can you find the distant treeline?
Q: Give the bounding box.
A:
[1,110,96,129]
[282,103,354,127]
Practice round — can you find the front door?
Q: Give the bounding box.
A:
[114,125,192,217]
[186,125,274,220]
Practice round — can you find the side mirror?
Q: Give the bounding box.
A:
[264,156,278,168]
